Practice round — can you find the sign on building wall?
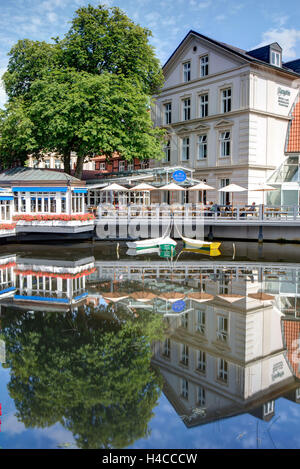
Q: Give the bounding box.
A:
[172,170,187,182]
[277,87,291,107]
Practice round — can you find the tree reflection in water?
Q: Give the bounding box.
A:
[0,304,164,449]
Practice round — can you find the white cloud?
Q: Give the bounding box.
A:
[256,28,300,60]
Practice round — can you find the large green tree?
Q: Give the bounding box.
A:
[0,4,165,177]
[1,305,164,448]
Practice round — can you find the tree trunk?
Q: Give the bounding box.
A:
[74,154,85,180]
[63,152,71,175]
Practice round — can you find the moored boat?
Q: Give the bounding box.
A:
[181,236,221,252]
[126,236,177,250]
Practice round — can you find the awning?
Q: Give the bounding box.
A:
[0,196,14,201]
[12,187,68,193]
[72,188,88,193]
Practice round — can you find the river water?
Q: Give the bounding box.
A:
[0,240,300,449]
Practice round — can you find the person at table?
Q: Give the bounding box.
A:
[248,202,256,211]
[208,201,219,216]
[224,201,232,212]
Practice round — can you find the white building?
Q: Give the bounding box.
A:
[152,30,300,206]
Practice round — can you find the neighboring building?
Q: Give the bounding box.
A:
[28,152,149,176]
[27,152,95,171]
[152,30,300,205]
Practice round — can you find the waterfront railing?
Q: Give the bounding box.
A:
[96,204,300,222]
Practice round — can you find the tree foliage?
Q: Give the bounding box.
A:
[0,4,165,177]
[1,306,163,448]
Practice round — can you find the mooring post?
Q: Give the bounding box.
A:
[258,225,263,243]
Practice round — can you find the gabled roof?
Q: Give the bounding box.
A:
[163,30,300,78]
[0,167,82,185]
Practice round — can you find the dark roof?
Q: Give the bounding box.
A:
[163,30,300,77]
[0,167,82,184]
[246,42,282,62]
[283,59,300,74]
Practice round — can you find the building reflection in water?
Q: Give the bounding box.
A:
[93,258,300,428]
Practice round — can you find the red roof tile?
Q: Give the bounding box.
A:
[286,99,300,153]
[282,319,300,378]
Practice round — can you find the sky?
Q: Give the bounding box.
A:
[0,0,300,107]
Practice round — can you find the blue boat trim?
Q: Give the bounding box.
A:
[12,187,68,193]
[0,287,16,295]
[14,294,70,303]
[73,292,88,301]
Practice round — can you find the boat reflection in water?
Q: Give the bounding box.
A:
[0,244,300,448]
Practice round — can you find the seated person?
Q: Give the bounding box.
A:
[248,202,256,211]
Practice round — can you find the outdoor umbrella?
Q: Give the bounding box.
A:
[130,183,156,191]
[159,182,185,205]
[188,182,215,206]
[129,182,156,206]
[102,292,129,302]
[216,293,245,303]
[130,291,157,302]
[100,183,128,206]
[218,183,247,216]
[248,292,275,301]
[250,183,277,217]
[187,292,214,303]
[158,291,185,303]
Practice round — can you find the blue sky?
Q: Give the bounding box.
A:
[0,0,300,107]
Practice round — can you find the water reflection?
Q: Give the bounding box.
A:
[0,243,300,448]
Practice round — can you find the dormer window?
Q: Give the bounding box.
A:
[271,50,281,67]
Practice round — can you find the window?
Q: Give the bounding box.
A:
[220,178,230,205]
[99,162,106,171]
[183,98,191,121]
[200,94,208,117]
[163,338,171,358]
[181,137,190,161]
[217,358,228,383]
[222,88,232,113]
[217,316,228,342]
[44,159,50,168]
[197,135,207,160]
[183,61,191,82]
[271,50,281,67]
[196,310,205,334]
[127,162,134,171]
[263,401,274,416]
[180,344,189,366]
[197,350,206,373]
[55,159,61,169]
[197,386,206,406]
[220,131,231,158]
[164,140,171,162]
[181,313,189,329]
[200,55,209,77]
[164,103,172,124]
[181,379,189,399]
[119,161,125,171]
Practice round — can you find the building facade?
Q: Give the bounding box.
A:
[152,30,300,205]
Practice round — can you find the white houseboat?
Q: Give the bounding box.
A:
[0,168,95,237]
